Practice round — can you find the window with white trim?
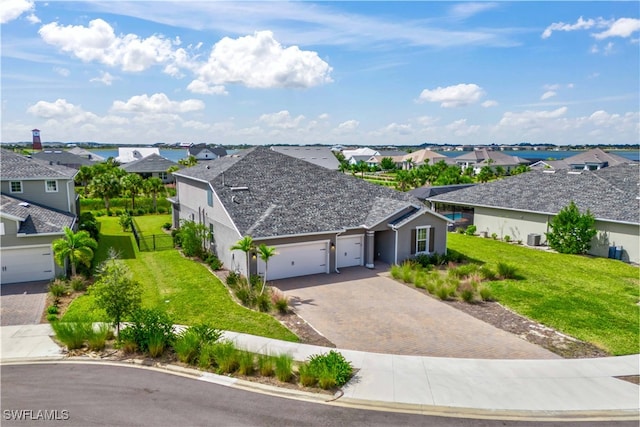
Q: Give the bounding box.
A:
[45,180,58,192]
[416,226,430,253]
[10,181,22,193]
[159,172,168,180]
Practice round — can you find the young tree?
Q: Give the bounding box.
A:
[546,201,597,255]
[52,227,98,277]
[121,173,145,210]
[257,244,277,295]
[92,251,142,336]
[178,220,210,258]
[145,177,166,213]
[231,235,254,278]
[476,166,495,183]
[380,157,396,171]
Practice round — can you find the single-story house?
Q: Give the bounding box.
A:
[343,147,380,165]
[530,148,633,171]
[368,149,448,170]
[169,147,450,280]
[452,148,530,174]
[120,153,182,184]
[116,147,160,164]
[0,149,78,284]
[270,146,340,170]
[31,150,95,169]
[426,164,640,263]
[187,143,227,161]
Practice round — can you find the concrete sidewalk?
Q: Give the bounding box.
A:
[2,324,638,417]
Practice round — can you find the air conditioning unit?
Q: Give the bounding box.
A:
[527,233,541,246]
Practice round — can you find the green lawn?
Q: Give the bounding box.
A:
[65,217,298,342]
[447,233,640,355]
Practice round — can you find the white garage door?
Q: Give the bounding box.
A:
[1,245,56,284]
[258,241,329,281]
[337,235,364,268]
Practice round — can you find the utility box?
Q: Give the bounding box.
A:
[527,233,541,246]
[609,246,623,260]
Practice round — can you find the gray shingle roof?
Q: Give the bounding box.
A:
[270,146,340,170]
[120,153,181,173]
[453,148,530,166]
[187,144,227,157]
[0,193,76,234]
[564,148,630,167]
[31,150,95,169]
[0,149,77,180]
[174,147,423,238]
[428,164,640,224]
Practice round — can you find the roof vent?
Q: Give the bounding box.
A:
[568,171,582,175]
[206,165,210,169]
[19,202,30,207]
[231,186,249,191]
[542,169,555,174]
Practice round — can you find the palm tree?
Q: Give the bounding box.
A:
[257,244,277,295]
[75,165,94,195]
[395,170,414,191]
[89,172,122,212]
[145,177,166,213]
[120,173,144,210]
[178,155,198,167]
[230,235,254,278]
[52,227,98,277]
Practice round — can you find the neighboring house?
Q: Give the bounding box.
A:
[426,164,640,263]
[116,147,160,163]
[67,147,105,162]
[270,146,340,170]
[0,149,78,284]
[169,147,450,280]
[530,148,632,171]
[343,147,380,165]
[120,153,182,184]
[368,149,448,170]
[31,150,95,170]
[453,148,529,174]
[187,143,227,161]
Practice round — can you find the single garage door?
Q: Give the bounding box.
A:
[258,241,329,281]
[337,235,364,268]
[1,245,56,284]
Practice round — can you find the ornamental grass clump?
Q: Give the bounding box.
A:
[275,354,293,382]
[237,351,255,376]
[212,341,239,374]
[257,354,275,377]
[297,363,317,387]
[87,323,111,351]
[52,321,92,350]
[497,262,518,280]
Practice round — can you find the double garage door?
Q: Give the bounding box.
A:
[1,246,56,285]
[257,241,329,281]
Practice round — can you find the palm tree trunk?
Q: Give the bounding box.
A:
[260,265,267,295]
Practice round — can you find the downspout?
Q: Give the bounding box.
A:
[392,226,399,265]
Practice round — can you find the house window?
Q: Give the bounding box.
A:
[159,172,168,180]
[207,188,213,207]
[10,181,22,193]
[45,180,58,192]
[416,226,429,253]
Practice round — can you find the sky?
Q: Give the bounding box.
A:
[1,1,639,146]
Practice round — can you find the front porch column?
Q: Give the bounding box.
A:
[365,230,375,269]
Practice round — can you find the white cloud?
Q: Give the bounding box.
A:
[110,93,205,114]
[381,122,413,135]
[0,0,34,24]
[418,83,485,108]
[186,80,228,95]
[542,16,596,39]
[416,116,440,126]
[39,19,179,72]
[593,18,640,39]
[448,3,498,20]
[498,107,568,129]
[182,120,211,131]
[26,13,40,24]
[540,91,556,100]
[90,71,116,86]
[336,120,359,131]
[318,113,330,120]
[258,110,305,129]
[192,31,333,89]
[53,67,70,77]
[445,119,480,137]
[27,99,83,118]
[481,100,498,108]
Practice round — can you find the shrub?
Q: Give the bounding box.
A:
[465,225,477,236]
[147,330,166,358]
[115,210,124,216]
[390,264,402,280]
[226,271,239,287]
[162,222,171,230]
[120,340,138,354]
[491,233,498,240]
[95,211,105,217]
[448,263,479,279]
[456,227,465,234]
[174,329,202,364]
[459,283,475,303]
[479,285,493,301]
[256,292,272,312]
[237,351,255,376]
[177,220,209,258]
[87,324,111,351]
[119,212,133,232]
[497,262,518,280]
[545,201,597,255]
[249,274,262,290]
[47,314,58,322]
[190,324,223,344]
[171,228,182,247]
[136,208,146,216]
[275,354,293,382]
[52,321,92,350]
[504,235,511,243]
[258,354,275,377]
[49,279,68,299]
[47,305,59,315]
[234,282,255,307]
[198,343,215,369]
[271,291,290,314]
[298,363,317,387]
[157,207,167,214]
[119,308,174,355]
[78,212,99,241]
[70,275,88,292]
[212,341,239,374]
[307,350,353,388]
[435,282,454,300]
[205,254,223,270]
[479,265,497,281]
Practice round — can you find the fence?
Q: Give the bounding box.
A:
[131,220,174,252]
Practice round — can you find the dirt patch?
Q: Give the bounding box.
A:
[273,312,336,348]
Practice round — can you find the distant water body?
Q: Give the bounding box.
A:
[90,148,639,163]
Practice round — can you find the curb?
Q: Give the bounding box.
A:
[2,358,638,422]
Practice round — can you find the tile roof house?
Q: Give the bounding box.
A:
[187,143,227,161]
[452,148,530,174]
[270,146,340,170]
[170,147,450,280]
[120,153,182,184]
[427,164,640,263]
[0,149,79,284]
[530,148,633,171]
[31,150,96,169]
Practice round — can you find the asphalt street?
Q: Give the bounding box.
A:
[2,363,636,427]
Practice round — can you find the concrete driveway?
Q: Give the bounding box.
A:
[1,281,49,326]
[272,267,559,359]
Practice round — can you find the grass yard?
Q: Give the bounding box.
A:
[132,215,174,251]
[448,233,640,355]
[64,216,298,342]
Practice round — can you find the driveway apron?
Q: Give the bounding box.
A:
[272,267,559,359]
[1,281,49,326]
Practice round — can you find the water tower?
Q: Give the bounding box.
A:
[32,129,43,151]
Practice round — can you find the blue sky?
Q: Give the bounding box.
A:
[1,1,639,146]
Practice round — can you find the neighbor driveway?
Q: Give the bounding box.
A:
[272,267,559,359]
[1,281,49,326]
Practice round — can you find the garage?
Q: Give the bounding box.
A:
[257,241,329,281]
[337,235,364,268]
[0,245,55,285]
